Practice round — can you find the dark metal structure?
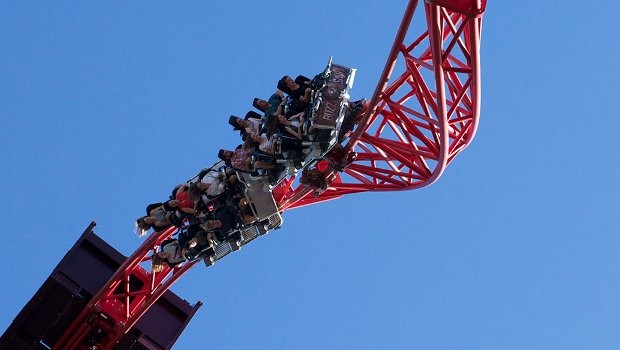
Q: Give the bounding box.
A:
[0,223,201,350]
[2,1,487,349]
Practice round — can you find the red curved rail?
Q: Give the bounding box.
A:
[276,0,486,210]
[53,1,486,348]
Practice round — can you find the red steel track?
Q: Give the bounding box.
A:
[278,0,487,210]
[53,1,487,348]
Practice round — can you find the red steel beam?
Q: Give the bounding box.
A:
[276,0,485,210]
[52,1,486,348]
[52,226,188,349]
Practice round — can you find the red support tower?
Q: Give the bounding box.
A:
[5,1,487,349]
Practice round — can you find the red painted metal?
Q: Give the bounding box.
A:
[1,223,200,350]
[428,0,487,16]
[52,226,196,349]
[275,0,485,210]
[51,1,486,348]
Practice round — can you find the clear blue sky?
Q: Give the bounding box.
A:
[2,1,619,349]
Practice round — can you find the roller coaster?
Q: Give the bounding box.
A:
[1,1,487,349]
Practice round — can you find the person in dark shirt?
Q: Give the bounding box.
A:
[277,75,312,115]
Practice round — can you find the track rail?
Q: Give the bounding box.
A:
[276,0,486,210]
[52,1,486,348]
[52,226,196,349]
